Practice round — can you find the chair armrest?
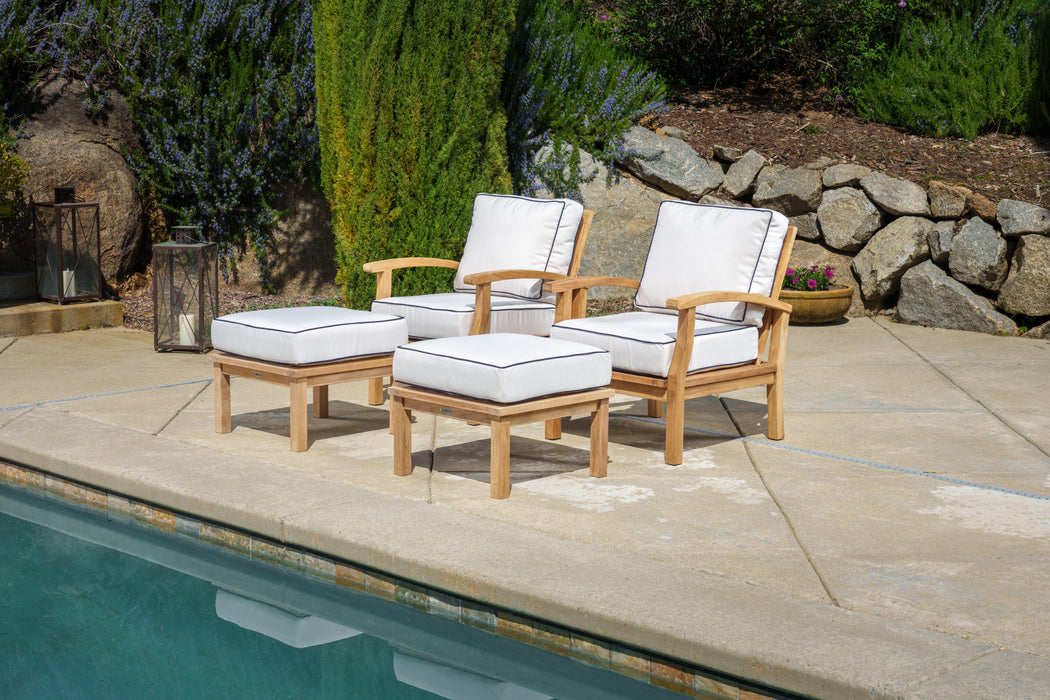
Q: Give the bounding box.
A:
[363,257,459,300]
[666,291,792,314]
[545,275,641,294]
[461,269,567,285]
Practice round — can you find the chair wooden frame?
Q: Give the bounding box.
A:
[362,209,594,403]
[546,225,797,465]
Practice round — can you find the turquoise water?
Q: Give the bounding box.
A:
[0,484,683,700]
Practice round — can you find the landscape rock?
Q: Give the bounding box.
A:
[804,156,836,170]
[948,217,1009,293]
[1023,319,1050,339]
[859,172,931,216]
[721,149,765,198]
[852,216,932,302]
[997,199,1050,236]
[658,126,692,141]
[822,164,871,188]
[751,166,823,216]
[621,126,724,200]
[928,220,955,264]
[927,181,968,220]
[966,191,997,223]
[897,261,1017,335]
[790,213,820,242]
[997,235,1050,316]
[817,187,881,252]
[712,145,743,162]
[699,194,744,207]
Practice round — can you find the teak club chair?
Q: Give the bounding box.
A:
[363,193,593,403]
[548,201,797,465]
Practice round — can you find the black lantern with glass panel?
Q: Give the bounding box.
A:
[33,186,102,304]
[152,226,218,352]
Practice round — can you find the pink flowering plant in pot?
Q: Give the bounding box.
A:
[779,265,853,324]
[783,265,837,292]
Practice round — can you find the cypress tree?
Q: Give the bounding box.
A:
[315,0,515,308]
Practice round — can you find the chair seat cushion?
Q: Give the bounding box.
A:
[393,333,611,404]
[212,307,407,365]
[372,293,555,339]
[550,311,758,378]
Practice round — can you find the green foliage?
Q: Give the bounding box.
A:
[0,138,29,219]
[315,0,516,308]
[783,264,837,292]
[502,0,665,199]
[604,0,931,89]
[854,1,1046,139]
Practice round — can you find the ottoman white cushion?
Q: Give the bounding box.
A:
[372,292,556,339]
[551,312,758,377]
[393,333,611,404]
[212,307,407,365]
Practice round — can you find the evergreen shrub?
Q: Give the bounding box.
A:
[854,0,1047,139]
[314,0,516,308]
[502,0,666,200]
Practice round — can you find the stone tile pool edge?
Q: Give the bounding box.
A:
[0,461,786,700]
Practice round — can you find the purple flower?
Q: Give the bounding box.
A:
[898,0,907,6]
[807,278,818,290]
[785,268,796,277]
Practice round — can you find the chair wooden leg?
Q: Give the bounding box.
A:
[313,385,329,418]
[367,376,385,406]
[589,399,609,478]
[647,399,663,418]
[545,417,562,440]
[665,388,685,466]
[214,365,231,434]
[490,419,511,499]
[391,394,412,475]
[767,372,785,440]
[290,380,308,452]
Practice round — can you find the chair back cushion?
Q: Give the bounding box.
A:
[454,194,584,302]
[635,202,790,326]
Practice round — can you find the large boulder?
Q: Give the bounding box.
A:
[948,217,1010,293]
[822,163,871,188]
[859,172,931,216]
[790,212,821,242]
[751,165,823,216]
[997,199,1050,237]
[927,181,968,220]
[721,149,765,198]
[852,216,932,302]
[997,235,1050,316]
[816,187,881,252]
[621,126,724,200]
[15,74,147,283]
[927,220,955,264]
[897,261,1017,335]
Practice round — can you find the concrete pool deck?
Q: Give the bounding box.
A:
[1,317,1049,699]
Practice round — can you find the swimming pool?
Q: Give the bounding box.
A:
[0,481,694,699]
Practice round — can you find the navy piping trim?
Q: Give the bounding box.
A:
[215,350,395,366]
[397,343,608,371]
[396,381,610,405]
[214,316,403,334]
[375,297,553,313]
[554,321,750,347]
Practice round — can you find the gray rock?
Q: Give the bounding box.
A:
[1023,319,1050,339]
[712,145,743,162]
[659,126,692,141]
[997,199,1050,236]
[699,194,745,207]
[852,216,932,302]
[621,126,724,200]
[817,187,881,252]
[948,217,1009,293]
[751,166,823,216]
[859,172,931,216]
[927,181,968,220]
[822,164,871,188]
[804,156,836,170]
[997,235,1050,316]
[790,213,821,242]
[722,150,766,198]
[897,261,1017,335]
[928,220,955,264]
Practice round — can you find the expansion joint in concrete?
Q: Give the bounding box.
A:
[154,379,212,437]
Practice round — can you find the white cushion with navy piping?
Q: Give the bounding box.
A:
[392,333,611,404]
[371,293,555,340]
[211,307,407,366]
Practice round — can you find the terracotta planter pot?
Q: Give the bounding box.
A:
[779,284,854,325]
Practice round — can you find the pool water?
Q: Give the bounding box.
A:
[0,484,685,699]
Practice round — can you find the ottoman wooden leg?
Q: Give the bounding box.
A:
[313,385,329,418]
[368,376,385,406]
[589,397,609,478]
[290,379,309,452]
[490,419,511,499]
[545,417,562,440]
[648,399,663,418]
[214,365,231,434]
[391,394,412,476]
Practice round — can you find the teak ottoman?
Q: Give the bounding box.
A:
[389,333,614,499]
[211,307,408,452]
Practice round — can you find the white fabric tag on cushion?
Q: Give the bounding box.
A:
[454,194,584,301]
[635,202,789,326]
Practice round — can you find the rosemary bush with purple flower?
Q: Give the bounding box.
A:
[783,265,837,292]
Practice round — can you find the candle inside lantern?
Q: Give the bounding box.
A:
[62,269,76,298]
[178,313,197,346]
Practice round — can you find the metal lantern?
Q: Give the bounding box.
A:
[152,226,218,352]
[33,186,102,304]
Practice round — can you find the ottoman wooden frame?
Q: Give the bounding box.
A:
[213,352,392,453]
[389,384,614,499]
